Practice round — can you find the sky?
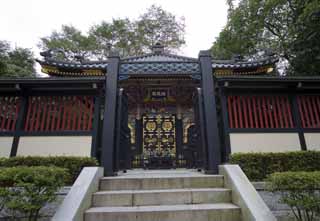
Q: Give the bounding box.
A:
[0,0,228,73]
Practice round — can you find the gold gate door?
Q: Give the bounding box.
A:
[143,114,176,157]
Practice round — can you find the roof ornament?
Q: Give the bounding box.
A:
[152,42,165,54]
[232,54,243,62]
[263,48,276,57]
[40,49,67,61]
[74,54,85,63]
[40,49,53,60]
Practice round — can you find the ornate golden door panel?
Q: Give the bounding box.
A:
[143,114,176,157]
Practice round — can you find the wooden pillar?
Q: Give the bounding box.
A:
[219,88,231,162]
[135,104,143,155]
[91,96,101,158]
[135,119,143,154]
[199,50,221,174]
[10,95,28,157]
[101,52,120,176]
[114,88,123,172]
[291,95,307,150]
[176,104,183,158]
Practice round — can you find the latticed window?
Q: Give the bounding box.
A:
[297,95,320,128]
[227,95,294,129]
[0,96,21,132]
[24,96,94,132]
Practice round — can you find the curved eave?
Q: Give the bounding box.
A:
[212,56,278,76]
[37,59,107,77]
[214,65,275,76]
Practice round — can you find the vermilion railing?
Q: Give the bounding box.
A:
[297,95,320,128]
[24,96,94,132]
[227,95,294,129]
[0,96,21,132]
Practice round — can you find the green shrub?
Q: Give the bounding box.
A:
[0,156,98,184]
[0,166,69,221]
[267,171,320,221]
[229,151,320,181]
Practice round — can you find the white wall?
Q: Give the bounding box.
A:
[304,133,320,151]
[230,133,301,153]
[17,136,92,157]
[0,137,13,157]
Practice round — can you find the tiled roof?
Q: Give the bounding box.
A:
[122,53,197,62]
[212,56,278,69]
[120,62,200,76]
[36,59,108,70]
[37,46,278,77]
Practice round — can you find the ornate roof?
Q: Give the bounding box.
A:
[212,56,278,69]
[37,44,278,78]
[119,62,200,79]
[212,56,278,76]
[36,59,107,77]
[122,53,197,63]
[122,43,197,63]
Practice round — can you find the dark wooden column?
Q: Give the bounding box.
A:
[219,88,231,162]
[175,119,183,158]
[91,96,101,158]
[176,104,183,158]
[101,52,120,176]
[135,104,143,155]
[199,50,221,174]
[135,119,143,154]
[291,95,307,150]
[10,95,28,157]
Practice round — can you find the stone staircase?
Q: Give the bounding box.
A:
[84,170,242,221]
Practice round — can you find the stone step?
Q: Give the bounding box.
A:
[92,188,232,207]
[85,203,241,221]
[99,175,224,191]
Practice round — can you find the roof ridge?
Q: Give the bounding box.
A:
[122,52,197,62]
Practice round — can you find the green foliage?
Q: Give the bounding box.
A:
[89,18,139,58]
[136,5,185,54]
[267,171,320,221]
[212,0,320,75]
[0,166,69,221]
[0,40,36,77]
[229,151,320,181]
[40,25,97,61]
[0,156,98,184]
[39,4,186,60]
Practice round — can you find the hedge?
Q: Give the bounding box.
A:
[267,171,320,221]
[0,166,69,221]
[229,151,320,181]
[0,156,98,184]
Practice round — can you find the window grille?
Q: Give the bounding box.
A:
[297,95,320,128]
[227,95,294,129]
[24,96,94,132]
[0,96,20,132]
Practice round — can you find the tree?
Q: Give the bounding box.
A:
[89,18,139,59]
[39,5,186,60]
[39,25,97,61]
[211,0,320,75]
[0,40,35,77]
[136,5,185,54]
